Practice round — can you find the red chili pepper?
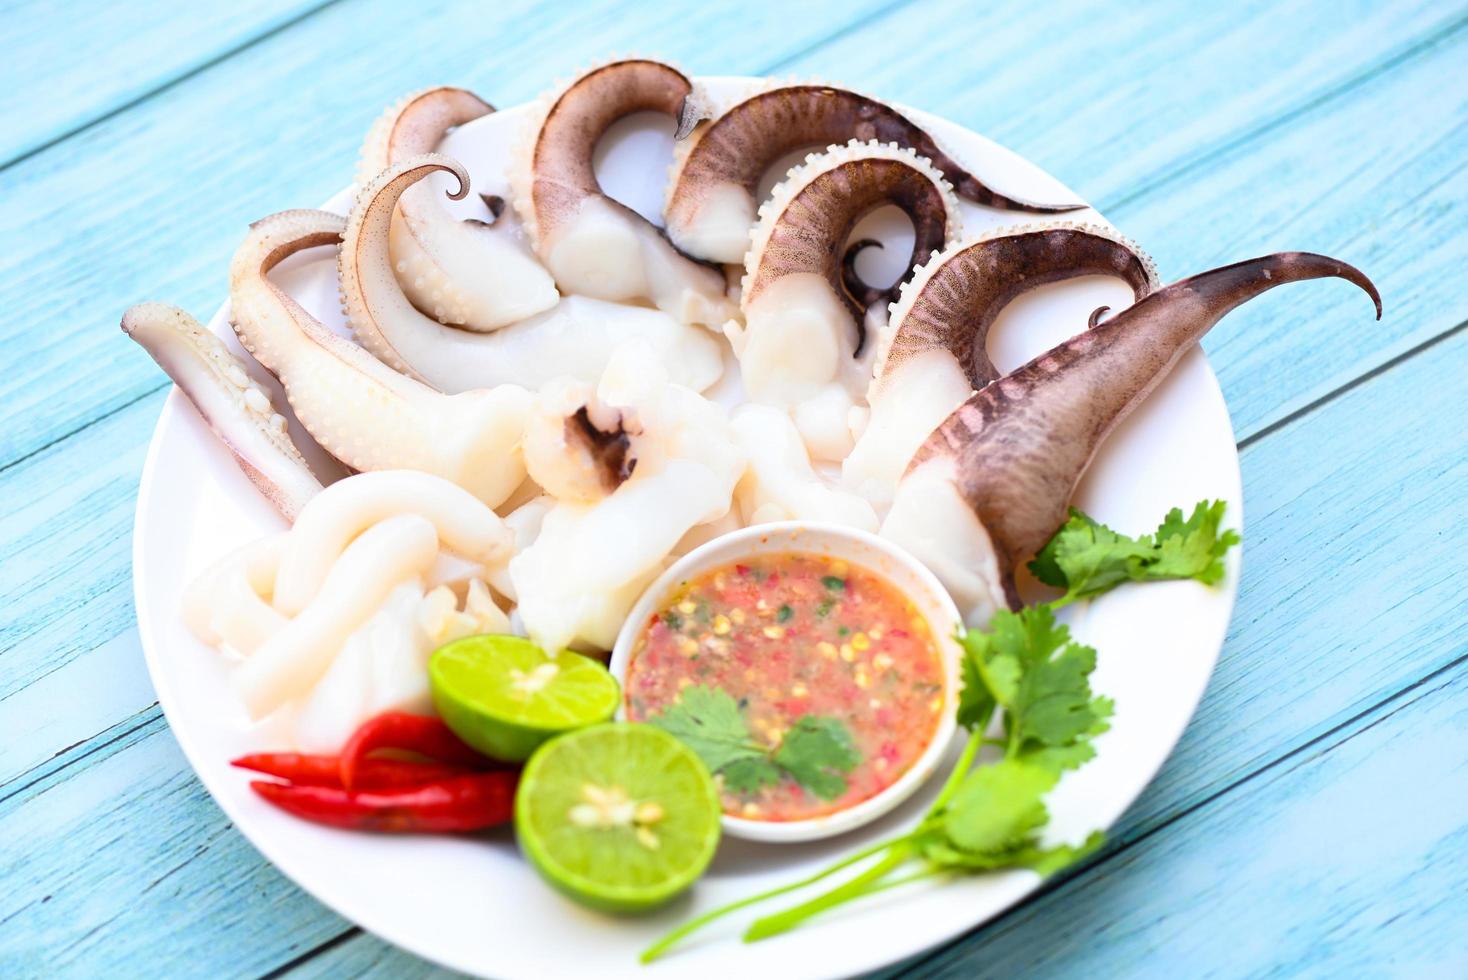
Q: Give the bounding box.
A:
[339,712,489,788]
[231,753,471,790]
[250,771,519,833]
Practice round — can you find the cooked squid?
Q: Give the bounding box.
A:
[229,209,530,507]
[510,58,736,328]
[341,155,724,392]
[666,81,1084,264]
[122,302,323,520]
[357,86,558,331]
[884,252,1382,623]
[508,345,744,651]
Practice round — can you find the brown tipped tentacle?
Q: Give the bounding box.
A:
[742,141,963,357]
[876,225,1160,391]
[517,58,700,245]
[666,84,1083,263]
[510,59,732,326]
[122,302,323,520]
[912,251,1381,599]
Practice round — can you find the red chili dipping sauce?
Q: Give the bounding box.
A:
[624,552,947,822]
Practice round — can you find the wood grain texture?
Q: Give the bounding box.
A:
[797,0,1468,437]
[0,0,1460,469]
[5,312,1461,977]
[901,657,1468,978]
[0,0,901,470]
[0,0,329,163]
[2,0,1465,976]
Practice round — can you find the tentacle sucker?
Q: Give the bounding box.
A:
[509,59,736,327]
[873,223,1160,391]
[665,83,1084,264]
[884,251,1382,624]
[731,140,962,416]
[340,155,723,393]
[228,209,530,507]
[845,225,1158,503]
[358,87,558,331]
[122,302,323,520]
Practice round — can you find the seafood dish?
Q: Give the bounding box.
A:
[125,58,1379,971]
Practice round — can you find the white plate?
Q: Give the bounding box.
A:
[133,76,1242,979]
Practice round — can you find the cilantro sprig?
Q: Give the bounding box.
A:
[1030,499,1240,605]
[648,686,860,802]
[642,499,1239,963]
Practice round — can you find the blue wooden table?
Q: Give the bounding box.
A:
[3,0,1465,975]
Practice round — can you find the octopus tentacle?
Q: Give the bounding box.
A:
[886,251,1382,622]
[340,154,724,393]
[508,58,735,328]
[229,209,530,507]
[358,87,558,331]
[665,83,1085,264]
[873,223,1160,391]
[122,302,322,520]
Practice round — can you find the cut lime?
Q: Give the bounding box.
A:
[429,635,619,762]
[516,723,721,913]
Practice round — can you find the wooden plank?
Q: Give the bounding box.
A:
[900,657,1468,977]
[0,709,353,976]
[1,0,1462,470]
[0,0,329,164]
[0,0,902,470]
[5,305,1460,976]
[800,0,1468,438]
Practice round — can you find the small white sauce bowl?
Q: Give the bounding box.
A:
[609,522,962,844]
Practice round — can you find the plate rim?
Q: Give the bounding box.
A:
[132,74,1243,979]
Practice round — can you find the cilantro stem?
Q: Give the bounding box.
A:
[640,836,904,963]
[743,844,914,941]
[930,723,988,815]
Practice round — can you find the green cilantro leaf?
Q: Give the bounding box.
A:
[1150,499,1240,585]
[648,686,861,800]
[720,757,783,796]
[646,686,766,773]
[1029,499,1240,604]
[773,716,861,800]
[941,759,1058,853]
[956,650,996,732]
[957,606,1111,765]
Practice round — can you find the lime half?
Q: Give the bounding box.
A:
[429,635,619,762]
[516,723,721,912]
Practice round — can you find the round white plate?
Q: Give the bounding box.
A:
[133,76,1242,980]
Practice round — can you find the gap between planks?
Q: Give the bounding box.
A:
[0,0,1456,479]
[0,0,347,176]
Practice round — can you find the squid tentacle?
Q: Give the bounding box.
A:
[888,251,1382,621]
[358,86,558,332]
[665,83,1085,264]
[121,301,323,520]
[872,222,1160,393]
[508,58,734,328]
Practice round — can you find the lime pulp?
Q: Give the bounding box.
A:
[515,722,721,913]
[429,634,619,762]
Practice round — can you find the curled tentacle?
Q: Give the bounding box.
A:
[509,59,734,327]
[885,251,1382,622]
[358,87,558,331]
[873,224,1159,392]
[665,83,1085,263]
[340,155,724,393]
[731,139,962,407]
[229,208,530,507]
[122,302,323,520]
